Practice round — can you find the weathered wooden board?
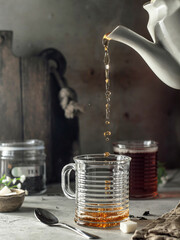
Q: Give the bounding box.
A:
[21,57,52,181]
[0,31,52,182]
[0,31,22,140]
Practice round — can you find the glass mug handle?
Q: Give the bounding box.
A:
[61,163,75,199]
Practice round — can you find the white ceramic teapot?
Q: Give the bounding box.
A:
[108,0,180,89]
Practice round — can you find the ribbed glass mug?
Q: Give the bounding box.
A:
[61,154,131,228]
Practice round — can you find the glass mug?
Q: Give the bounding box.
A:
[61,154,131,228]
[113,140,158,199]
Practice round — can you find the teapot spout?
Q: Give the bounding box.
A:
[108,26,180,89]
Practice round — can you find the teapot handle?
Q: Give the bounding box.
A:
[61,163,75,199]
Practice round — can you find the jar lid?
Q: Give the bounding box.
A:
[113,140,158,153]
[0,140,45,151]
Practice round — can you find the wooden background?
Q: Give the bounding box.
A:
[0,31,79,183]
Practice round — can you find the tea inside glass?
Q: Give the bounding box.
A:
[113,140,158,199]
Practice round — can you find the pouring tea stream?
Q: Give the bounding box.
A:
[107,0,180,89]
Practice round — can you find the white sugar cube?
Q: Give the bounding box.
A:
[5,192,17,196]
[0,186,12,195]
[120,220,137,233]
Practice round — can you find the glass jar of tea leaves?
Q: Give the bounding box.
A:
[0,140,46,195]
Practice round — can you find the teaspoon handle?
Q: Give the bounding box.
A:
[59,222,100,239]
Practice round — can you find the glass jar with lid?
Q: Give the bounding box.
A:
[0,139,46,195]
[113,140,158,199]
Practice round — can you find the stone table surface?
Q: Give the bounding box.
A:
[1,169,180,240]
[0,192,179,240]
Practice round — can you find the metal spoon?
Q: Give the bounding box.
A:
[34,208,100,239]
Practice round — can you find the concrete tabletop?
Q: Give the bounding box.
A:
[0,193,179,240]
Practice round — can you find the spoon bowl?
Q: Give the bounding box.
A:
[35,208,58,225]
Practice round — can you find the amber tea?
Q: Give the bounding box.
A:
[102,34,112,157]
[75,204,129,228]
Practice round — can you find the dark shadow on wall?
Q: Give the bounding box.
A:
[41,49,80,183]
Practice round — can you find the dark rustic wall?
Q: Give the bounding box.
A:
[0,0,179,169]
